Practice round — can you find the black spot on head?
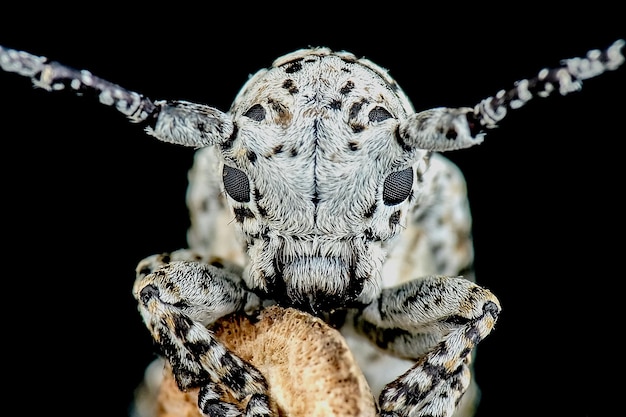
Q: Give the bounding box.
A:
[364,203,377,218]
[282,79,298,94]
[340,80,355,95]
[389,210,401,226]
[273,144,283,154]
[290,148,298,157]
[348,141,360,151]
[284,60,302,73]
[349,101,364,121]
[351,124,365,133]
[247,150,257,163]
[330,99,342,110]
[233,207,255,222]
[243,104,265,121]
[369,106,393,122]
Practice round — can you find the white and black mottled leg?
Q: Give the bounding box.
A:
[352,40,625,417]
[356,153,492,417]
[133,250,272,417]
[346,152,484,417]
[351,276,500,417]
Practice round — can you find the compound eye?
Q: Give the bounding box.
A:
[243,104,266,121]
[368,106,393,122]
[383,167,413,205]
[223,165,250,202]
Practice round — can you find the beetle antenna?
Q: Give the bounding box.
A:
[0,45,233,148]
[473,38,625,129]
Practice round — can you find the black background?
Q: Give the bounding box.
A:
[1,7,624,417]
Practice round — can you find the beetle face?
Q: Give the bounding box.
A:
[217,48,430,312]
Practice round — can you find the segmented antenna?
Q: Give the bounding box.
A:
[473,39,625,129]
[2,41,623,149]
[0,45,233,148]
[0,45,158,123]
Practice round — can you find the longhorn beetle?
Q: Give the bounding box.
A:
[1,40,623,417]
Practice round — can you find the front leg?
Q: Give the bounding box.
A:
[353,276,500,417]
[133,251,272,416]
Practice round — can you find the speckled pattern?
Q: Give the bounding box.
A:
[1,40,623,417]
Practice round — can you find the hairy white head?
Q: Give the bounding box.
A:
[214,48,438,312]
